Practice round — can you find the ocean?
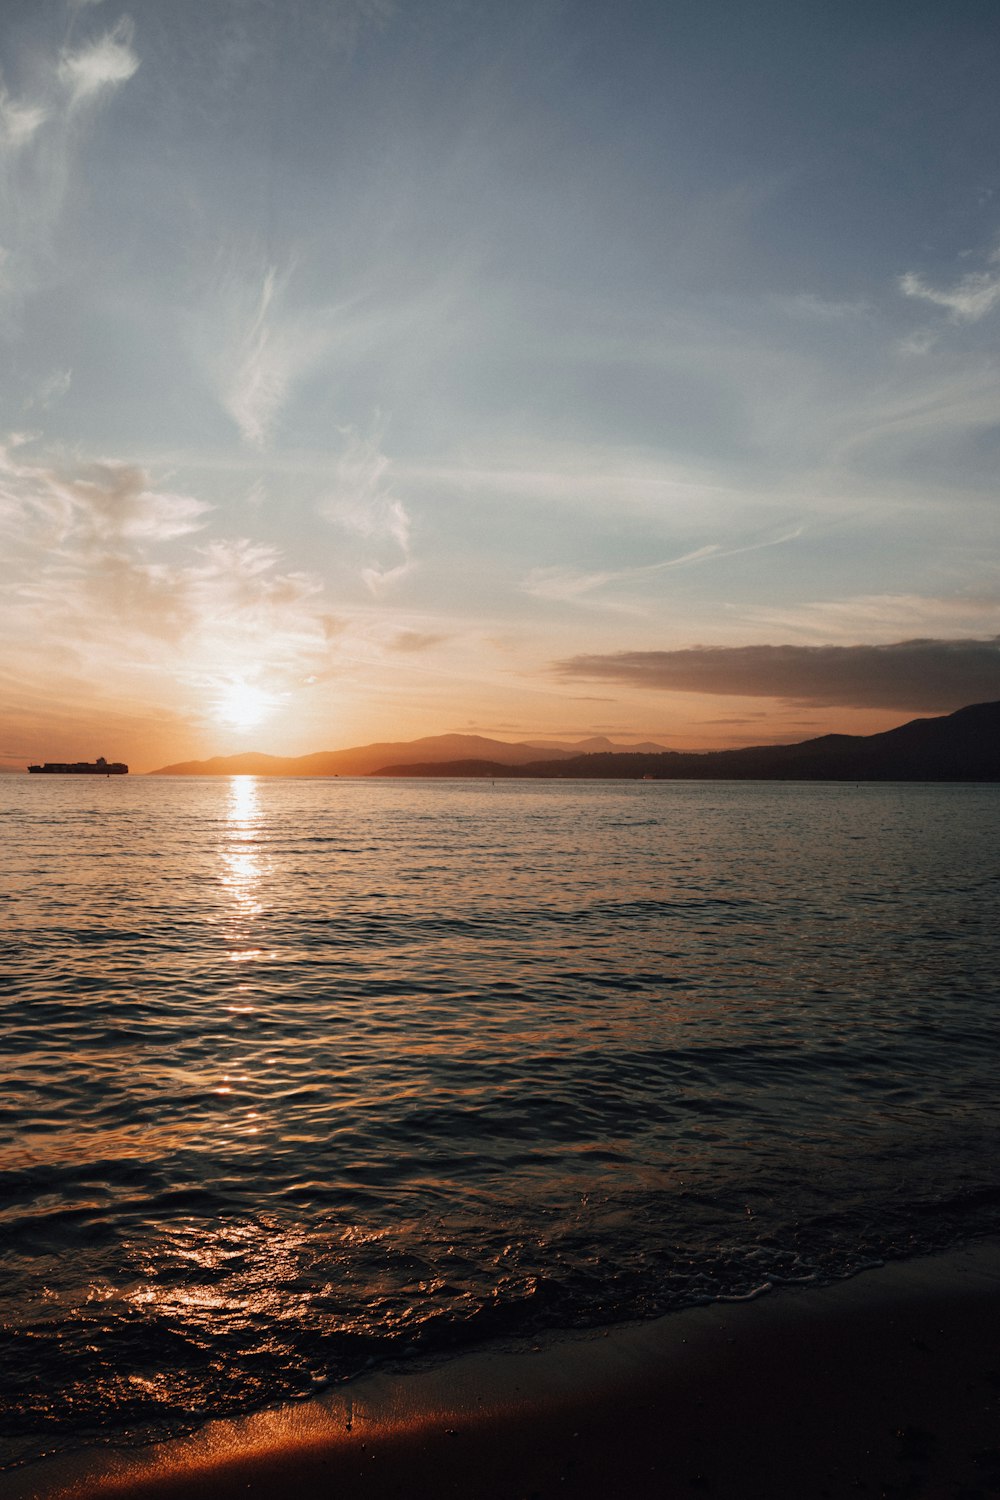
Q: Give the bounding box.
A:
[2,775,999,1473]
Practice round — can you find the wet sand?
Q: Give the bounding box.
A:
[4,1239,1000,1500]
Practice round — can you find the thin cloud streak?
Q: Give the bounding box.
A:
[522,529,803,606]
[213,260,336,450]
[0,13,140,308]
[0,94,48,149]
[197,255,365,451]
[225,266,288,448]
[522,546,717,605]
[900,245,1000,323]
[58,18,140,105]
[319,426,414,595]
[555,638,1000,712]
[742,592,1000,643]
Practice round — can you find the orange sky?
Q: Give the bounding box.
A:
[0,660,932,776]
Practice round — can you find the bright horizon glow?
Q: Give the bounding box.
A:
[2,1,1000,771]
[213,682,276,733]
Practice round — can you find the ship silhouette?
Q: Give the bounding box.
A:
[28,756,128,775]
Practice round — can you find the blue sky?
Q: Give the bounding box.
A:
[2,0,1000,768]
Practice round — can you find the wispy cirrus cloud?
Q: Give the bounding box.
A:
[0,93,48,149]
[0,12,140,306]
[824,359,1000,465]
[181,538,328,678]
[24,368,73,411]
[58,17,140,105]
[522,548,715,608]
[522,566,640,606]
[900,244,1000,323]
[0,443,208,651]
[319,425,414,594]
[0,445,209,549]
[221,265,294,448]
[554,638,1000,712]
[47,461,209,545]
[0,441,340,703]
[772,291,870,322]
[741,591,1000,643]
[203,257,342,449]
[522,528,803,607]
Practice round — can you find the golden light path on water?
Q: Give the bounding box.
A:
[119,776,333,1363]
[223,775,267,951]
[212,777,267,1138]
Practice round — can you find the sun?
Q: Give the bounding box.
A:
[214,680,274,731]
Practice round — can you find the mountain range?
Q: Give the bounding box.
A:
[149,733,668,777]
[149,704,1000,780]
[372,701,1000,781]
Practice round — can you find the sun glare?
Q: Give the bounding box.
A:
[215,680,273,731]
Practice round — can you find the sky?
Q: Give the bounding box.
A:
[3,0,1000,771]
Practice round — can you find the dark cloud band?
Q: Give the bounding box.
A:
[554,637,1000,711]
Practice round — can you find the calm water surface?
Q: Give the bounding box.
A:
[1,776,999,1468]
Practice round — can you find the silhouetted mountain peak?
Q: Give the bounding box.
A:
[149,704,1000,781]
[374,702,1000,782]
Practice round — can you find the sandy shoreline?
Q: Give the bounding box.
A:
[4,1238,1000,1500]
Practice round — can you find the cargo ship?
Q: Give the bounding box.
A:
[28,757,128,775]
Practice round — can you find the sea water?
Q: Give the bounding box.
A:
[2,775,999,1470]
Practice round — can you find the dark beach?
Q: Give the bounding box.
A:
[6,1239,999,1500]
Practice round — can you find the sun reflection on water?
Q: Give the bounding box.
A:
[220,776,279,964]
[124,1218,319,1333]
[214,776,278,1138]
[222,776,264,919]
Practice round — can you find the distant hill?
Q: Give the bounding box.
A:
[373,702,1000,781]
[150,732,642,777]
[149,704,1000,781]
[523,735,668,753]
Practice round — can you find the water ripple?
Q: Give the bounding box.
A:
[2,777,999,1468]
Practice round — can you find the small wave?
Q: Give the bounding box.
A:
[3,777,1000,1469]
